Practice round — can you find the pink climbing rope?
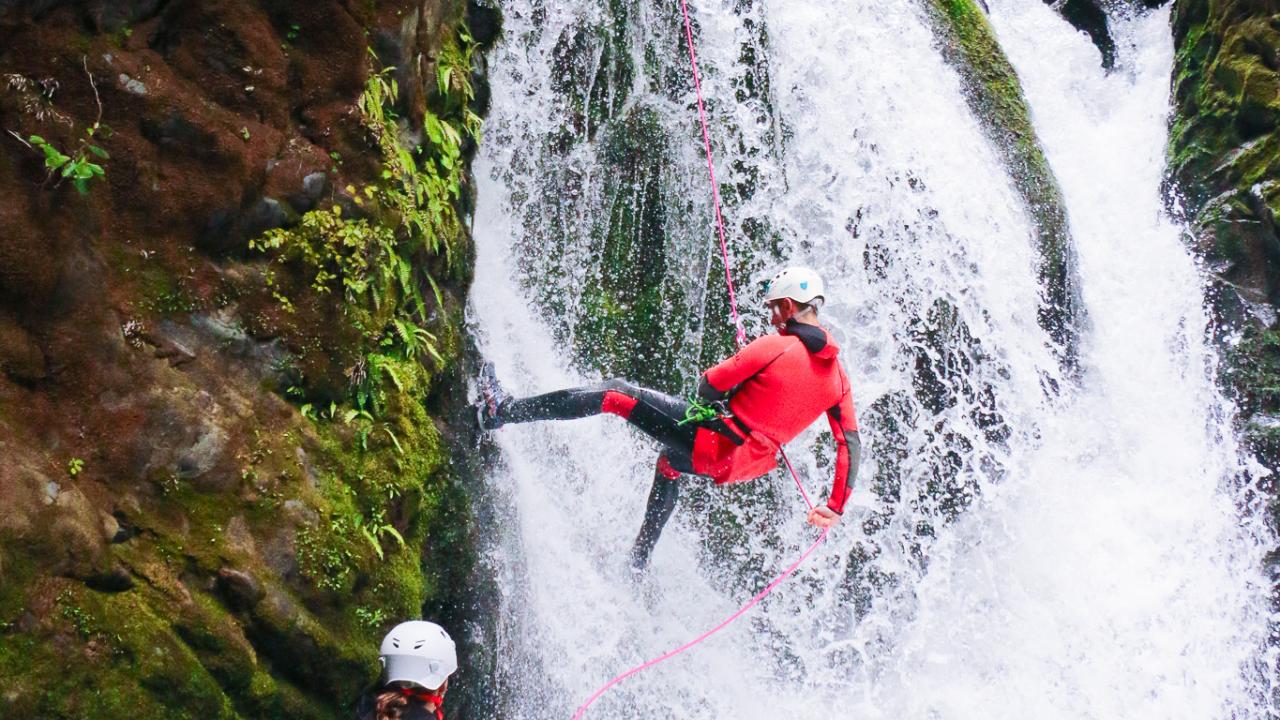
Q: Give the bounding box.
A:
[569,530,828,720]
[680,0,748,349]
[778,447,815,510]
[567,2,832,718]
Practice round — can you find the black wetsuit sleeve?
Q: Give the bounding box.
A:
[825,380,860,513]
[697,374,729,403]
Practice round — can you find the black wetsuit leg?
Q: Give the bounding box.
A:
[499,378,698,462]
[497,379,700,568]
[631,456,680,570]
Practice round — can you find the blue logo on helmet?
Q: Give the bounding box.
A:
[800,281,808,290]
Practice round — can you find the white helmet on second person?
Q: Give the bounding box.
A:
[763,266,825,306]
[380,621,458,690]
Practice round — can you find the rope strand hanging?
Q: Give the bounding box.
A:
[569,2,830,717]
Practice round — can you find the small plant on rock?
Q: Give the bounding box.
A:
[57,590,95,638]
[356,508,405,561]
[8,58,109,195]
[355,604,389,630]
[26,133,107,194]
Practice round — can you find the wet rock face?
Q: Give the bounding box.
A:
[1052,0,1119,68]
[0,1,165,32]
[0,312,46,383]
[1167,1,1280,471]
[1169,2,1280,318]
[1040,0,1171,70]
[0,1,486,718]
[926,0,1081,370]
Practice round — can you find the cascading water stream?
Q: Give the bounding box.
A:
[467,1,1275,717]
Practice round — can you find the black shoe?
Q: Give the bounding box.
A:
[476,361,509,430]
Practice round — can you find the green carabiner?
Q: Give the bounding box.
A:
[678,396,721,426]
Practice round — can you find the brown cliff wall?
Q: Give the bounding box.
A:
[0,1,498,717]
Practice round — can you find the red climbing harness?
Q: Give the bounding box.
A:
[568,1,835,717]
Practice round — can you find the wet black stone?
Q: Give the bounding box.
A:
[467,0,503,48]
[1042,0,1171,71]
[243,197,288,236]
[110,511,137,544]
[85,567,134,593]
[288,171,329,213]
[86,0,163,33]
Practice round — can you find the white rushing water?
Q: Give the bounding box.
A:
[467,0,1275,717]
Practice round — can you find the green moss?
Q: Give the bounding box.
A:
[925,0,1078,364]
[1226,328,1280,416]
[252,39,474,411]
[549,2,634,143]
[1170,5,1280,478]
[0,542,41,626]
[0,581,238,719]
[1170,7,1280,203]
[569,105,695,392]
[242,580,377,711]
[3,6,486,719]
[1232,326,1280,484]
[5,20,480,720]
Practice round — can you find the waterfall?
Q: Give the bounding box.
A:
[466,0,1275,717]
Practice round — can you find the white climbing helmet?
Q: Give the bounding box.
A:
[380,621,458,690]
[763,266,825,306]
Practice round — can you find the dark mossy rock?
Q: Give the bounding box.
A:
[1168,2,1280,396]
[1054,0,1118,67]
[548,3,635,144]
[467,0,503,48]
[1040,0,1172,70]
[1167,1,1280,478]
[924,0,1081,369]
[567,104,695,392]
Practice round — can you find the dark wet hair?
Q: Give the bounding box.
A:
[358,681,447,720]
[373,689,412,720]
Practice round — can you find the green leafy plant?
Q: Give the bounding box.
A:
[57,591,95,638]
[436,23,483,138]
[356,509,405,561]
[14,58,109,195]
[251,36,478,430]
[251,205,399,303]
[299,400,338,422]
[391,317,443,364]
[341,406,405,454]
[296,519,359,593]
[355,605,389,630]
[66,458,84,477]
[27,134,106,193]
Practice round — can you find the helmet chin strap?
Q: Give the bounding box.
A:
[793,305,820,324]
[397,687,446,720]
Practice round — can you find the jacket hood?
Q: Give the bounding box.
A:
[784,319,839,359]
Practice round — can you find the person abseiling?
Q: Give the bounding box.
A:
[477,266,861,570]
[356,620,458,720]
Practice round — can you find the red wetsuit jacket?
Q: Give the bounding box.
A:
[691,320,858,513]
